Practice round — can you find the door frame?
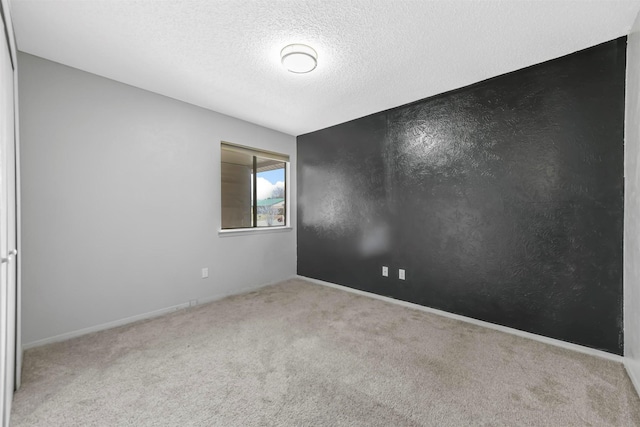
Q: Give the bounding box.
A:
[0,2,19,423]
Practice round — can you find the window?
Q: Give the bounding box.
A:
[221,142,289,230]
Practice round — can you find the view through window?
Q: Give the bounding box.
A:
[221,142,288,229]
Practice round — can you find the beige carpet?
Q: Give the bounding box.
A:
[11,279,640,426]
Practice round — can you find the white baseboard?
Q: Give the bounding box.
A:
[23,302,190,350]
[625,358,640,397]
[297,275,624,363]
[24,275,628,370]
[23,278,290,350]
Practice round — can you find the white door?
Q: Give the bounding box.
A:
[0,13,16,426]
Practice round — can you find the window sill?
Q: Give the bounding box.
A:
[218,226,293,237]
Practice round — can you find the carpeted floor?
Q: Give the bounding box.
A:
[11,278,640,426]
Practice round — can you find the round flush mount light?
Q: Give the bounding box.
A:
[280,44,317,74]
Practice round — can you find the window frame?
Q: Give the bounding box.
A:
[219,141,292,236]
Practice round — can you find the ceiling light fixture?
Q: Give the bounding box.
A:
[280,44,317,74]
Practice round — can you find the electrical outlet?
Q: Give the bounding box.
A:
[399,269,405,280]
[201,268,209,279]
[382,266,388,277]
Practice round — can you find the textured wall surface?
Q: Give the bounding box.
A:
[625,12,640,390]
[298,39,626,354]
[19,53,296,346]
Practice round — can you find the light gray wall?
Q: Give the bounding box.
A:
[18,52,296,346]
[625,14,640,392]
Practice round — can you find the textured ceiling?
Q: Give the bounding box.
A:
[9,0,640,136]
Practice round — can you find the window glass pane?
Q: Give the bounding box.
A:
[256,158,285,227]
[221,149,252,229]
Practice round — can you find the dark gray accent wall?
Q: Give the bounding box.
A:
[297,38,626,355]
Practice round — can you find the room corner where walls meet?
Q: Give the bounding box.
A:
[624,9,640,397]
